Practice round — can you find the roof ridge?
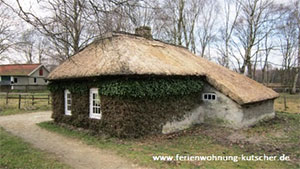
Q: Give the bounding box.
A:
[91,31,188,50]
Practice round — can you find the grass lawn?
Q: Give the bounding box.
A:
[0,92,51,116]
[275,93,300,114]
[0,127,69,169]
[38,111,300,169]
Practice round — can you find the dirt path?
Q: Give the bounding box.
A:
[0,111,144,169]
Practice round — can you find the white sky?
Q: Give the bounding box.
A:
[1,0,294,69]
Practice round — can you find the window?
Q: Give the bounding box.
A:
[202,93,217,101]
[39,69,43,76]
[64,90,72,115]
[33,78,37,83]
[14,77,18,84]
[44,79,48,83]
[89,88,101,119]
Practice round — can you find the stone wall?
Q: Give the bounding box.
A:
[241,100,275,127]
[162,82,275,133]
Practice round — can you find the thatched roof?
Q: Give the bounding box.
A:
[48,33,279,105]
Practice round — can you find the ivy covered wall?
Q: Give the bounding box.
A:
[49,76,204,138]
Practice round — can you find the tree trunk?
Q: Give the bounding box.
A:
[291,30,300,94]
[291,68,299,94]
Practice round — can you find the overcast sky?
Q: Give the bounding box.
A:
[1,0,294,68]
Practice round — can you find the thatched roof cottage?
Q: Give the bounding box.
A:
[48,28,279,138]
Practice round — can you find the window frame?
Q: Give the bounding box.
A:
[89,88,102,119]
[64,89,72,116]
[202,93,217,101]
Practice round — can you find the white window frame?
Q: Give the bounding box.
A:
[64,89,72,116]
[89,88,102,119]
[202,93,217,101]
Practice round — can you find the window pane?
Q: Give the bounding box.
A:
[212,95,216,100]
[208,95,211,100]
[204,94,207,99]
[67,106,71,111]
[90,89,101,118]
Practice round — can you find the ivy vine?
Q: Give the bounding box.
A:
[48,76,204,99]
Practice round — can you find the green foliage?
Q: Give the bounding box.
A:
[48,76,204,99]
[49,76,204,138]
[48,81,89,94]
[98,78,203,98]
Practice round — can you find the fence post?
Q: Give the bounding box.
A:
[6,92,8,105]
[48,95,50,105]
[32,95,34,105]
[18,94,21,109]
[284,95,287,111]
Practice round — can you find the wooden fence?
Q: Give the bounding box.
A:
[0,93,51,109]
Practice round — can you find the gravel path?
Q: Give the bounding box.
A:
[0,111,143,169]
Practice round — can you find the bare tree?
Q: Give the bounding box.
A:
[155,0,202,53]
[2,0,95,62]
[278,8,298,89]
[13,28,50,64]
[232,0,276,78]
[197,0,219,58]
[0,1,14,62]
[290,0,300,94]
[217,0,240,67]
[260,30,273,84]
[259,3,283,84]
[88,0,144,33]
[3,0,155,63]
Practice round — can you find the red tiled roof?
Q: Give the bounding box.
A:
[0,64,41,76]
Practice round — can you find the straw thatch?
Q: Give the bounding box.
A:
[48,33,279,105]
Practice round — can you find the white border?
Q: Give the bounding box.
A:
[89,88,102,119]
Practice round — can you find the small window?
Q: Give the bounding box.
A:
[39,69,43,76]
[33,78,37,83]
[203,93,217,101]
[14,78,18,83]
[44,79,48,83]
[64,90,72,115]
[89,88,101,119]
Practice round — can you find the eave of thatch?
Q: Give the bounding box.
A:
[48,33,279,105]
